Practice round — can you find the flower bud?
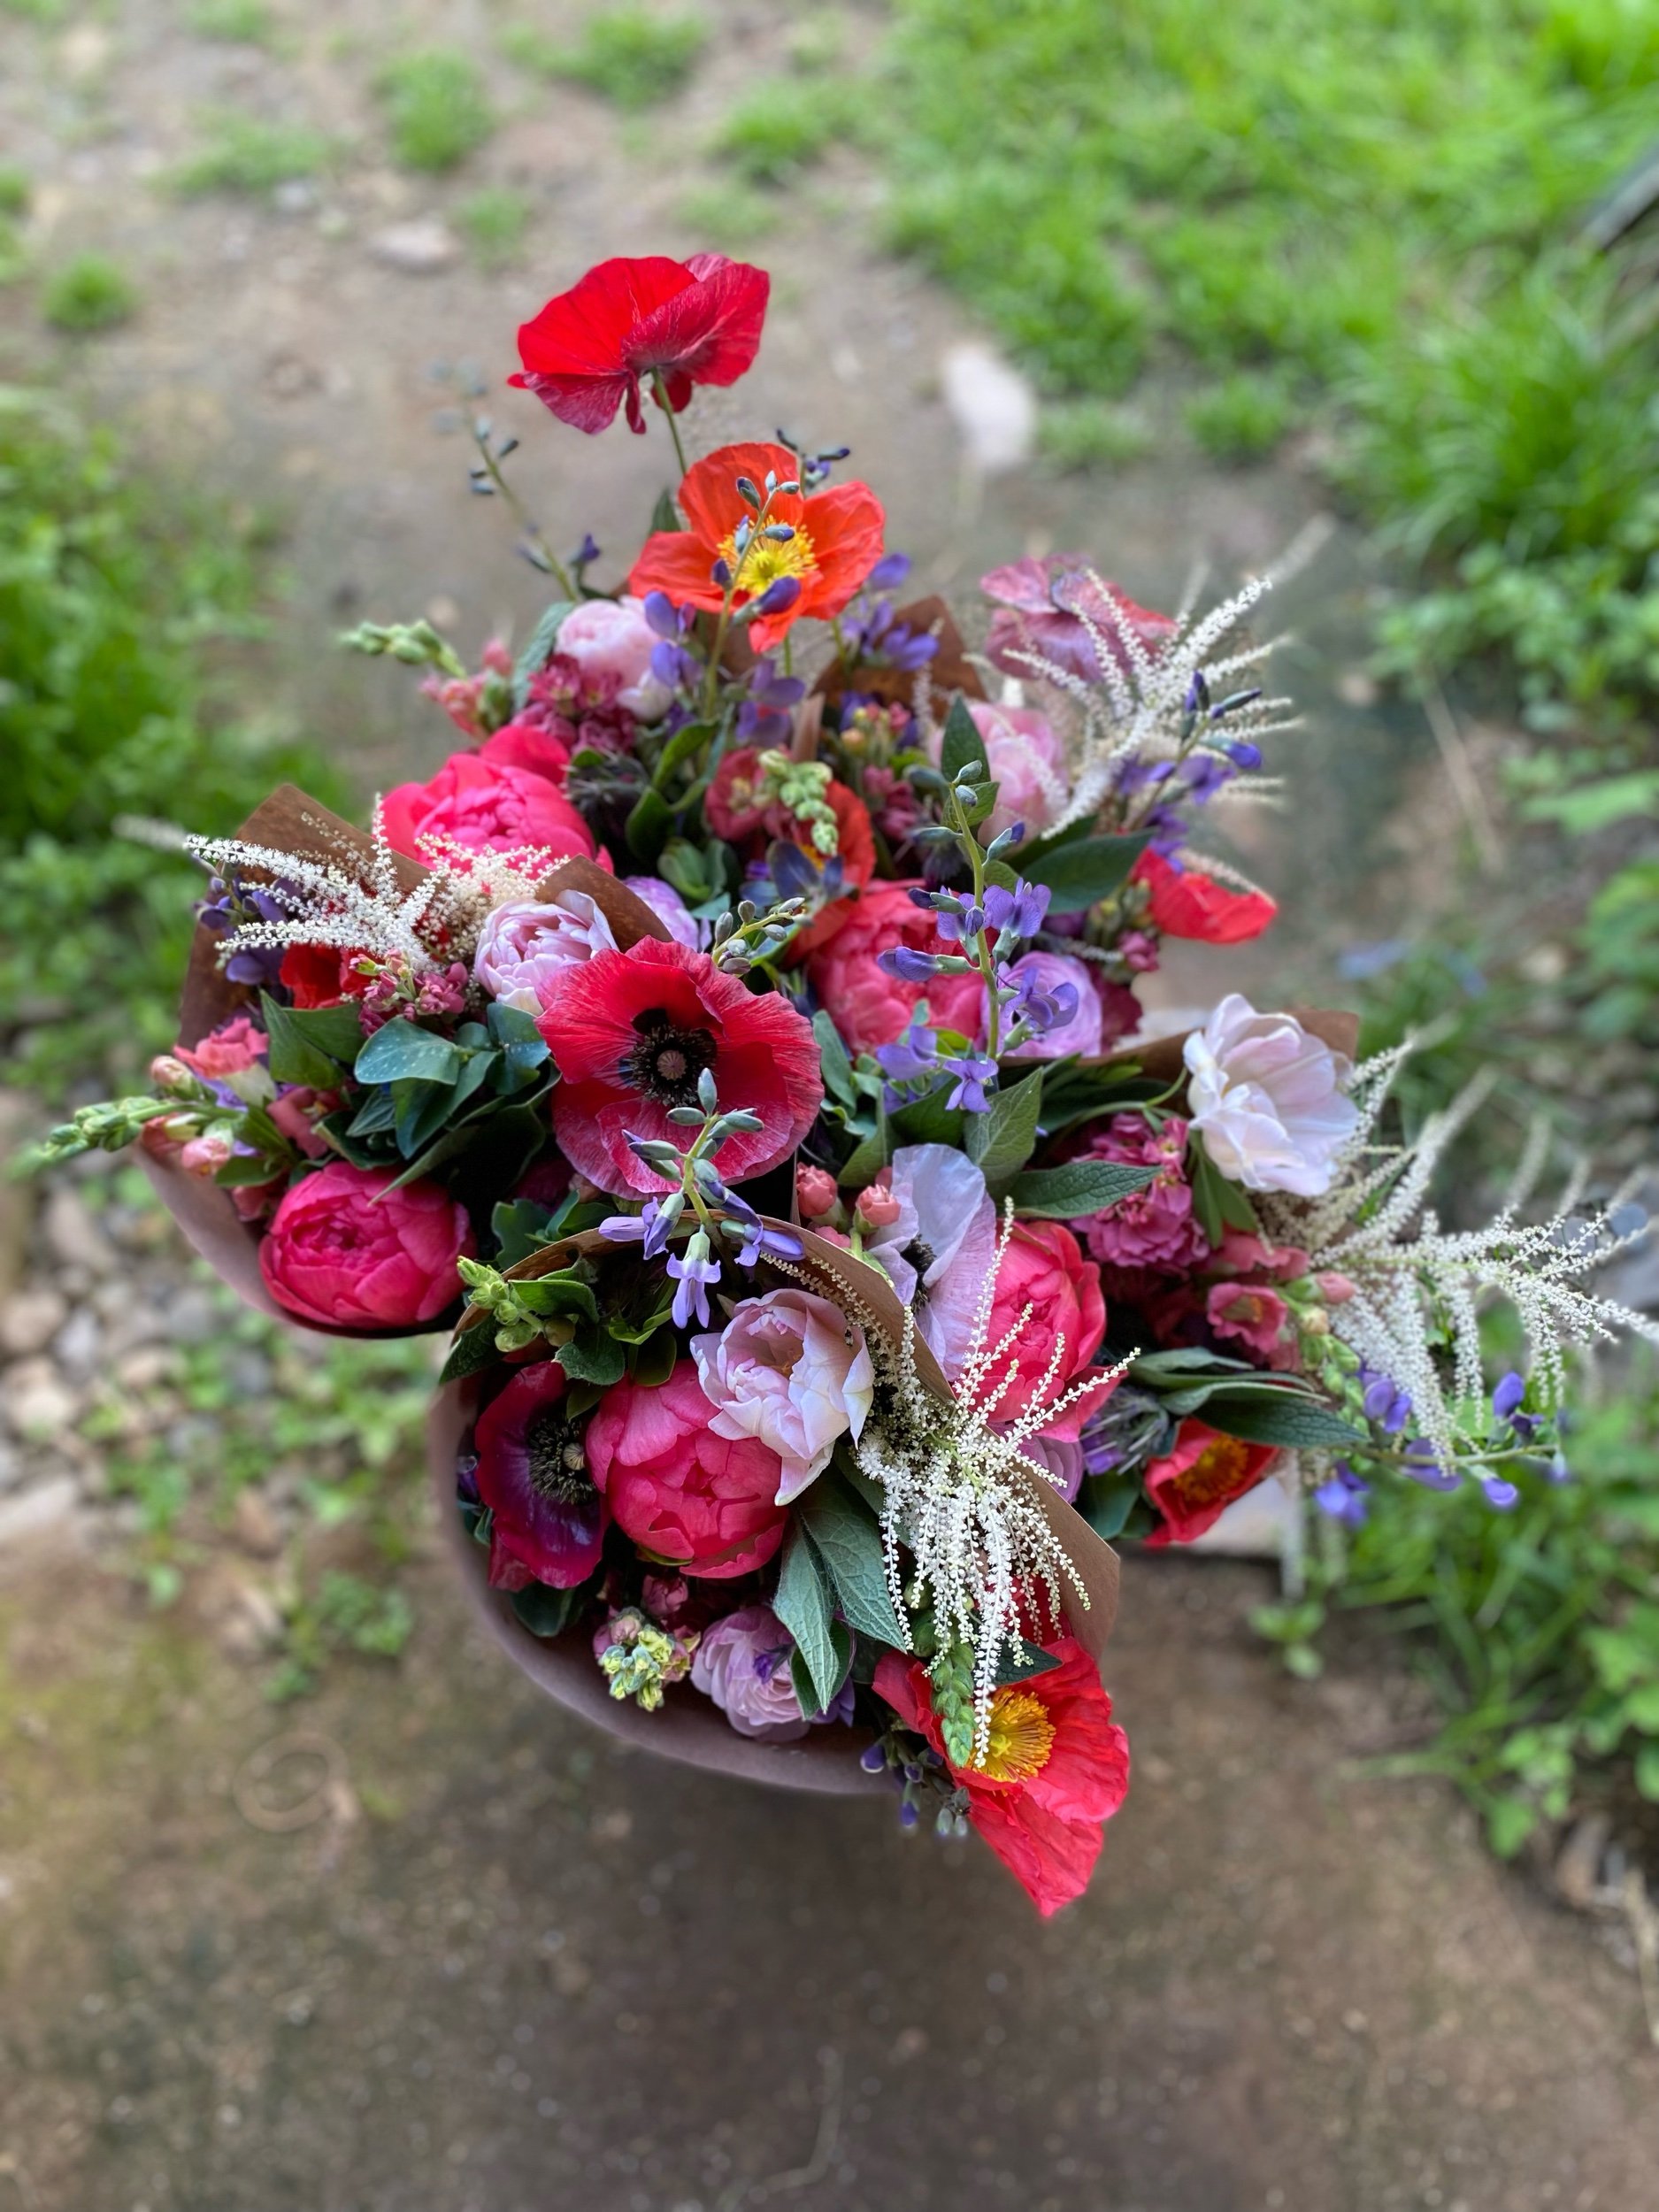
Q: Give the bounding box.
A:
[180,1129,234,1178]
[1315,1271,1356,1304]
[856,1181,903,1230]
[795,1165,839,1219]
[148,1054,194,1094]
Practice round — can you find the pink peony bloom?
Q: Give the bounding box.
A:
[1071,1113,1210,1274]
[974,1218,1109,1443]
[859,1144,997,1378]
[997,950,1102,1062]
[692,1603,816,1740]
[585,1360,787,1578]
[979,556,1177,684]
[177,1013,267,1081]
[963,702,1069,842]
[556,596,673,721]
[258,1163,473,1329]
[472,891,618,1013]
[692,1288,874,1505]
[380,752,599,865]
[803,879,983,1055]
[477,721,572,788]
[622,874,703,949]
[1204,1279,1298,1370]
[1184,996,1358,1197]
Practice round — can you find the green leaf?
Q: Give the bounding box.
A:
[556,1330,627,1386]
[966,1067,1044,1187]
[993,1639,1062,1685]
[890,1086,964,1148]
[790,1624,852,1721]
[261,993,365,1087]
[796,1477,904,1645]
[1637,1742,1659,1801]
[837,1107,892,1188]
[650,718,715,792]
[355,1022,464,1087]
[1198,1391,1366,1449]
[486,1000,551,1084]
[1621,1682,1659,1732]
[491,1196,558,1269]
[624,785,674,864]
[512,1267,599,1323]
[1009,1159,1158,1217]
[1021,831,1152,915]
[649,486,680,534]
[939,695,985,782]
[1188,1134,1258,1245]
[1077,1473,1143,1541]
[440,1324,500,1385]
[1484,1793,1538,1858]
[213,1148,288,1187]
[393,1074,465,1161]
[773,1522,843,1711]
[384,1077,555,1193]
[511,1579,585,1639]
[511,600,574,711]
[812,1010,856,1108]
[345,1087,398,1138]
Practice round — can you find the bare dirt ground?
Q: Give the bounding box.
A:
[5,6,1644,2209]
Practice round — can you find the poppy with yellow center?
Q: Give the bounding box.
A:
[976,1686,1056,1783]
[721,521,817,597]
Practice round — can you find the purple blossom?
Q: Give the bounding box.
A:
[877,945,948,985]
[981,879,1050,941]
[1402,1439,1460,1493]
[1361,1368,1412,1434]
[875,1018,939,1087]
[599,1197,677,1259]
[667,1237,722,1330]
[867,552,912,592]
[720,1192,804,1270]
[1005,961,1079,1037]
[1179,752,1236,804]
[1480,1476,1521,1511]
[940,1049,999,1113]
[1314,1462,1371,1529]
[1492,1371,1526,1422]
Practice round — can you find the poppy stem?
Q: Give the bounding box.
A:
[651,373,691,480]
[468,418,577,597]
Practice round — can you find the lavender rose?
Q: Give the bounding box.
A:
[691,1604,849,1740]
[472,890,618,1013]
[692,1287,873,1505]
[622,874,703,949]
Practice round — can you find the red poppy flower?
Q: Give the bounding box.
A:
[874,1640,1131,1916]
[510,253,770,435]
[535,936,824,1197]
[628,441,886,653]
[1133,849,1276,945]
[278,943,372,1010]
[1142,1417,1279,1545]
[473,1358,608,1591]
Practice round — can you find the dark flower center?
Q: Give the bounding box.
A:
[622,1007,718,1108]
[902,1238,937,1302]
[525,1406,593,1504]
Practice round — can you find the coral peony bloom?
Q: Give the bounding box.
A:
[803,879,984,1055]
[536,936,822,1197]
[1069,1112,1210,1274]
[859,1144,997,1378]
[874,1639,1131,1916]
[692,1287,873,1504]
[974,1219,1108,1442]
[629,440,886,653]
[556,596,673,721]
[996,950,1103,1062]
[586,1360,787,1577]
[511,253,770,434]
[258,1163,472,1330]
[980,555,1177,684]
[1143,1418,1279,1545]
[623,874,703,949]
[962,702,1070,842]
[177,1012,267,1081]
[477,722,572,788]
[692,1604,819,1740]
[1185,995,1358,1197]
[472,1358,607,1591]
[381,752,598,864]
[472,891,618,1014]
[1133,849,1277,945]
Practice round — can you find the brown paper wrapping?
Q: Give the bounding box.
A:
[813,594,985,719]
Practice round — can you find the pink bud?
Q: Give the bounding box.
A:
[482,637,514,674]
[180,1129,234,1178]
[1316,1271,1356,1305]
[795,1164,839,1219]
[856,1182,903,1229]
[149,1054,193,1094]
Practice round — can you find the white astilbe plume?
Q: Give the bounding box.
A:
[1256,1041,1659,1478]
[995,568,1299,839]
[833,1205,1129,1761]
[187,802,561,975]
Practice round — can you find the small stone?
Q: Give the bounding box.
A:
[0,1290,67,1360]
[0,1477,79,1548]
[50,1308,104,1381]
[113,1346,176,1394]
[165,1286,221,1345]
[232,1488,282,1558]
[273,179,318,216]
[3,1358,80,1440]
[941,341,1038,474]
[371,219,459,275]
[42,1186,111,1274]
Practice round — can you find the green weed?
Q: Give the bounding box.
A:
[41,254,136,333]
[457,186,533,271]
[170,114,334,196]
[518,6,706,110]
[185,0,274,42]
[376,50,495,173]
[713,76,860,187]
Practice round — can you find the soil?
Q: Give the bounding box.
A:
[3,6,1640,2209]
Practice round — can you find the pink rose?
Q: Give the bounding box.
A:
[804,879,983,1055]
[472,891,618,1013]
[585,1361,787,1578]
[963,702,1069,842]
[258,1162,473,1330]
[974,1219,1108,1442]
[997,950,1102,1062]
[556,597,672,721]
[691,1603,814,1740]
[692,1288,874,1504]
[1071,1113,1210,1274]
[1205,1279,1298,1370]
[380,752,599,864]
[177,1013,266,1082]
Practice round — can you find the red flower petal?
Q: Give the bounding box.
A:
[1133,849,1276,945]
[1143,1419,1279,1545]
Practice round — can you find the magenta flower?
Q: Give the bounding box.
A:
[979,556,1177,683]
[472,1360,607,1591]
[1071,1113,1210,1274]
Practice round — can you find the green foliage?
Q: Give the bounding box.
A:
[713,75,862,187]
[457,186,532,270]
[676,180,778,250]
[42,254,136,333]
[1185,370,1295,463]
[1287,1362,1659,1855]
[170,114,334,196]
[185,0,274,42]
[525,7,707,109]
[375,51,495,173]
[1038,399,1151,473]
[0,166,30,218]
[0,391,344,1092]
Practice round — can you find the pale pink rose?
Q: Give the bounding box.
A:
[557,597,672,721]
[472,891,618,1013]
[622,874,703,949]
[691,1604,812,1741]
[859,1144,996,1379]
[964,701,1070,841]
[995,950,1102,1062]
[692,1288,874,1506]
[177,1013,266,1081]
[1184,996,1358,1197]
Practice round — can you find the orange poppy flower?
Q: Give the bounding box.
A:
[628,441,886,653]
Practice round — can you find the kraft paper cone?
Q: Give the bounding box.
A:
[814,595,985,718]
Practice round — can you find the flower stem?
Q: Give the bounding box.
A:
[651,373,691,480]
[470,420,576,598]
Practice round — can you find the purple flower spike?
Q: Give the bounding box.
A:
[868,551,912,591]
[667,1239,721,1330]
[877,945,944,984]
[941,1050,999,1114]
[875,1019,940,1087]
[982,879,1051,941]
[1314,1463,1370,1529]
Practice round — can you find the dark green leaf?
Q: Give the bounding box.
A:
[393,1075,463,1161]
[812,1010,856,1108]
[790,1623,852,1720]
[355,1022,464,1087]
[491,1197,558,1269]
[890,1085,964,1148]
[796,1477,904,1645]
[556,1330,627,1386]
[1077,1473,1144,1541]
[649,486,680,534]
[940,695,986,782]
[650,718,715,792]
[624,785,675,864]
[630,1325,679,1388]
[1009,1158,1158,1217]
[512,1267,599,1323]
[511,1579,585,1639]
[1021,831,1152,915]
[837,1104,892,1188]
[511,600,574,710]
[966,1067,1044,1187]
[213,1149,288,1187]
[486,1000,551,1083]
[773,1522,843,1710]
[440,1323,500,1384]
[993,1638,1063,1685]
[1199,1392,1366,1449]
[261,993,365,1087]
[1188,1136,1259,1244]
[345,1087,398,1138]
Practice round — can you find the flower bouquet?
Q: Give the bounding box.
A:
[42,250,1656,1911]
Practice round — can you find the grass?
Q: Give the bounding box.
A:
[676,180,779,250]
[375,50,495,173]
[509,6,706,110]
[41,253,136,333]
[184,0,274,42]
[1037,399,1152,473]
[457,186,533,271]
[170,114,334,196]
[1185,370,1296,465]
[712,75,862,187]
